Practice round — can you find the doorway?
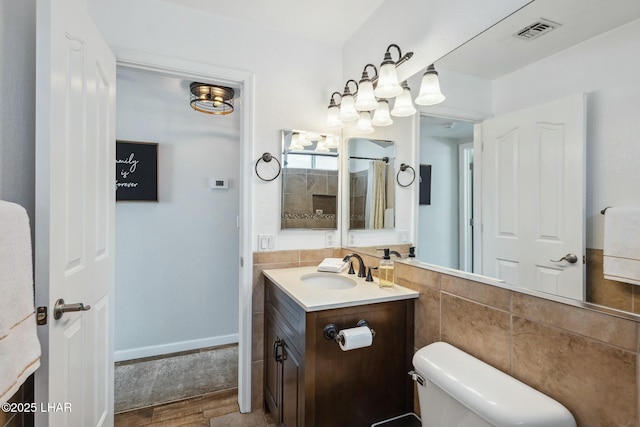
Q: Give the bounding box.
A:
[417,115,475,270]
[113,65,243,411]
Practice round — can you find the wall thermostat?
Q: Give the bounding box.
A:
[209,178,229,190]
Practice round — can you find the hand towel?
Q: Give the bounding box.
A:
[0,201,41,404]
[317,258,348,273]
[603,206,640,286]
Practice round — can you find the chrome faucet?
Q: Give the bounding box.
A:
[343,254,367,278]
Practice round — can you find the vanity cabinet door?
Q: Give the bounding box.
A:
[265,316,281,424]
[281,342,301,427]
[265,309,302,427]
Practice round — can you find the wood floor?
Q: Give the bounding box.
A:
[114,388,275,427]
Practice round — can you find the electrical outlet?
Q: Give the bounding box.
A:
[348,233,356,246]
[398,229,408,243]
[325,232,335,248]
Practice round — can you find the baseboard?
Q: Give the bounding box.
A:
[114,334,239,362]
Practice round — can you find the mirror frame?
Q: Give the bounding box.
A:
[280,129,340,231]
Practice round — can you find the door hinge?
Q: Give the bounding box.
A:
[240,257,244,267]
[36,306,48,325]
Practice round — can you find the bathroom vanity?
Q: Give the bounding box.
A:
[263,266,418,427]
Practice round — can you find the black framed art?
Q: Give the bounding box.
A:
[116,141,158,201]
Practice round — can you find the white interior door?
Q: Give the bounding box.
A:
[479,94,585,300]
[34,0,116,425]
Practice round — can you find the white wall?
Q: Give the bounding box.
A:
[418,133,466,268]
[492,18,640,249]
[0,0,36,221]
[87,0,344,251]
[114,68,240,359]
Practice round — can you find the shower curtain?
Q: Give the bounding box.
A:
[365,160,387,229]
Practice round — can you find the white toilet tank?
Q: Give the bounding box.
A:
[412,342,576,427]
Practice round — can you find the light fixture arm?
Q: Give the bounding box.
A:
[361,63,378,81]
[383,44,413,66]
[386,44,403,62]
[342,79,359,97]
[328,91,342,107]
[372,45,413,86]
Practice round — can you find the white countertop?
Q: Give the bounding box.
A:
[263,266,419,312]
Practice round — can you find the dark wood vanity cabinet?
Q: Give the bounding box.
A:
[264,278,415,427]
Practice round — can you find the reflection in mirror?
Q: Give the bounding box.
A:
[418,117,474,271]
[347,138,395,230]
[280,130,339,230]
[415,0,640,313]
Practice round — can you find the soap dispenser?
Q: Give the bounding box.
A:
[379,248,395,288]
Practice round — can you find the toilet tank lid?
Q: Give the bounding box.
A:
[413,342,576,427]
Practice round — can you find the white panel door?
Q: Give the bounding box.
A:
[480,94,585,299]
[35,0,115,425]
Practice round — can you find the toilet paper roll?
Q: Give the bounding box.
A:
[338,326,373,351]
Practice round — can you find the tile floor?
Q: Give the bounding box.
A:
[114,388,275,427]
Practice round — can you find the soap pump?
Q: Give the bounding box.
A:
[378,248,395,288]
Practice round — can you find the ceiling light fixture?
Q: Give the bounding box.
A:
[415,64,446,106]
[189,82,235,115]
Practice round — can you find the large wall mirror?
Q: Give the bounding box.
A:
[415,0,640,314]
[280,129,340,229]
[347,138,396,230]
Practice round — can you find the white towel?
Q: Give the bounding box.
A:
[317,258,348,273]
[0,201,41,404]
[603,206,640,286]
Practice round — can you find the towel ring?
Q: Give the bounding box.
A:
[255,152,282,182]
[396,163,416,187]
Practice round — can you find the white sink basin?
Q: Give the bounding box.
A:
[300,273,357,290]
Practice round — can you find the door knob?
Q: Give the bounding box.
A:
[54,298,91,320]
[550,253,578,264]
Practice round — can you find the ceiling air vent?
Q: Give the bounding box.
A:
[514,18,561,41]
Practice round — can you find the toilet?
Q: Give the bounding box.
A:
[410,342,576,427]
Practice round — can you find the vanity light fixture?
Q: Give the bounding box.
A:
[355,111,375,134]
[326,92,344,128]
[324,135,339,149]
[415,64,446,106]
[371,100,393,126]
[189,82,235,115]
[315,140,331,153]
[293,132,312,147]
[391,81,417,117]
[339,80,360,122]
[374,44,408,99]
[355,64,379,111]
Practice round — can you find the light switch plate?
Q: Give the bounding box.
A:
[258,234,275,251]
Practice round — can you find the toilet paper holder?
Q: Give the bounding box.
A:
[323,319,376,345]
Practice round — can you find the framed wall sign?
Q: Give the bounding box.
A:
[419,164,432,205]
[116,141,158,201]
